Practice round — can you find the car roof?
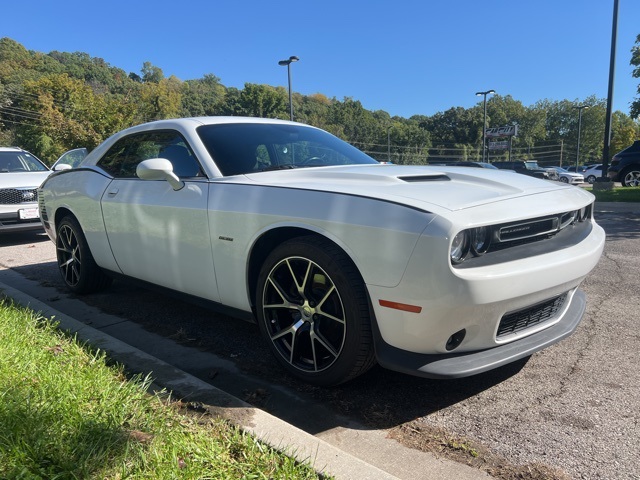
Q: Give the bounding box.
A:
[104,116,319,144]
[132,116,305,130]
[0,147,27,152]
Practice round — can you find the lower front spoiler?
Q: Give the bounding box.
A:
[0,222,44,233]
[373,289,587,379]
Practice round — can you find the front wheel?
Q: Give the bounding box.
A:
[586,175,596,184]
[56,216,112,294]
[255,236,376,386]
[621,167,640,187]
[559,176,569,183]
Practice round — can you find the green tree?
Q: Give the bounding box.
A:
[181,74,226,117]
[137,75,182,122]
[420,106,482,159]
[386,119,431,164]
[141,61,164,83]
[611,111,639,154]
[294,93,332,130]
[17,74,108,161]
[238,83,288,118]
[327,98,379,145]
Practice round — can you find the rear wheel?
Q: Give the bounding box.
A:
[256,236,376,386]
[621,167,640,187]
[56,216,112,293]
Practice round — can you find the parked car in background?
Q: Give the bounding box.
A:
[567,165,588,173]
[493,161,550,179]
[583,164,604,184]
[549,167,584,185]
[38,117,605,386]
[0,147,52,233]
[607,140,640,187]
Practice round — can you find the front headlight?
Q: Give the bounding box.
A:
[450,231,470,264]
[470,226,491,255]
[451,226,491,264]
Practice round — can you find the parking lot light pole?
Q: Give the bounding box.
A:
[574,105,589,172]
[476,90,495,162]
[278,56,299,121]
[600,0,618,183]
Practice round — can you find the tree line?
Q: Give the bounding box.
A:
[1,36,638,167]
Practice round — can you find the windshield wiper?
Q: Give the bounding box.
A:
[258,164,298,172]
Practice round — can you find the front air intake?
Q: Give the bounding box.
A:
[398,175,451,183]
[497,293,568,338]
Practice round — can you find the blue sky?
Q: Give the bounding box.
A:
[3,1,639,119]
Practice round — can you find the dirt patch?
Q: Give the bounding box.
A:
[388,422,571,480]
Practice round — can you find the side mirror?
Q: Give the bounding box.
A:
[136,158,184,191]
[53,163,73,171]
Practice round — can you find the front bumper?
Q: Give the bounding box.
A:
[373,289,586,379]
[0,212,43,233]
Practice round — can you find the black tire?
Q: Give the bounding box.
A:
[586,175,596,184]
[56,216,112,294]
[620,167,640,187]
[559,176,569,183]
[255,236,376,386]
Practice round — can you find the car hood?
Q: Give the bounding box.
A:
[0,171,52,188]
[241,164,581,212]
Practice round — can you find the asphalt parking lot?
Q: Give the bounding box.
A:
[1,202,638,480]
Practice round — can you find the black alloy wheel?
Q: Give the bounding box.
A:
[56,216,112,294]
[256,236,375,386]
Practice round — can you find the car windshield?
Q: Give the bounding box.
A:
[0,151,49,173]
[197,123,378,176]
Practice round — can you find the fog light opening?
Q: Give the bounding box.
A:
[446,329,466,351]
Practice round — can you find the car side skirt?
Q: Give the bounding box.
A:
[371,289,586,379]
[103,270,255,323]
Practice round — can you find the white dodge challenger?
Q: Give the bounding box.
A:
[39,117,605,386]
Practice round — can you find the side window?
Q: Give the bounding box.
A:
[97,131,203,178]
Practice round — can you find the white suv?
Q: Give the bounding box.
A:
[0,147,52,233]
[583,164,603,184]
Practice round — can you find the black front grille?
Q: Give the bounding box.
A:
[498,217,557,242]
[497,293,568,338]
[0,188,38,205]
[455,204,594,269]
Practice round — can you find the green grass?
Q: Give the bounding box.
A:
[585,186,640,203]
[0,298,326,479]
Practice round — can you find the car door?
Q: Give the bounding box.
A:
[98,130,221,302]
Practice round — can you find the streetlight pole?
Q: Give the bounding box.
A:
[574,105,589,172]
[601,0,618,182]
[278,56,299,121]
[387,124,392,162]
[475,90,495,162]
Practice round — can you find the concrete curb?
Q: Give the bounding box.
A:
[0,280,399,480]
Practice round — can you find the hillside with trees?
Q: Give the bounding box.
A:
[0,37,638,166]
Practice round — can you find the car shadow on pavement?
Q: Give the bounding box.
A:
[0,231,50,247]
[7,261,530,436]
